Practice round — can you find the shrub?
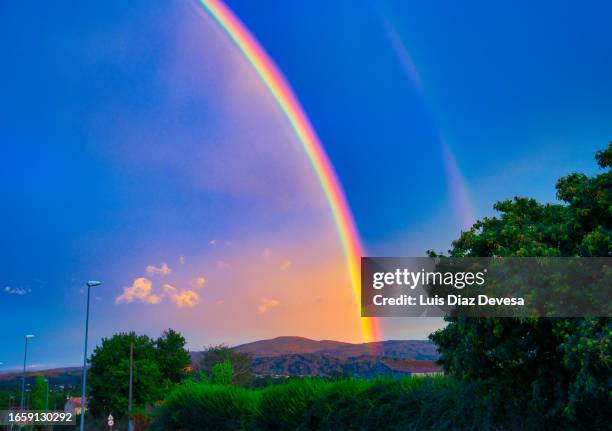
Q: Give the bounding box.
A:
[150,375,559,430]
[254,378,331,430]
[150,381,259,431]
[306,378,373,429]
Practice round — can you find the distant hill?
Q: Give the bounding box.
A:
[250,354,442,379]
[0,366,81,390]
[232,336,438,360]
[233,336,351,357]
[0,337,440,387]
[192,336,440,378]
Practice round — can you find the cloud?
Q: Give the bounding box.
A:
[209,239,218,245]
[171,289,200,308]
[115,278,162,305]
[257,297,280,314]
[146,263,171,276]
[117,280,200,308]
[193,276,206,288]
[4,286,29,296]
[215,300,225,305]
[280,259,291,271]
[163,283,177,295]
[179,255,185,265]
[163,283,200,308]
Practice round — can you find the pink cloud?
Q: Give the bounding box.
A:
[115,278,162,304]
[257,297,280,314]
[192,276,206,289]
[171,289,200,308]
[146,263,171,276]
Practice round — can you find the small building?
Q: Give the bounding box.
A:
[383,360,444,377]
[64,397,87,416]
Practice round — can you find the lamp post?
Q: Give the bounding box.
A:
[79,280,101,431]
[20,335,34,412]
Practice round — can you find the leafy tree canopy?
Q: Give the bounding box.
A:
[429,143,611,428]
[88,329,190,418]
[198,345,253,387]
[156,329,191,384]
[30,376,48,410]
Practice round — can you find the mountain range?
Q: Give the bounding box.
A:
[232,336,438,360]
[198,336,441,379]
[0,337,440,387]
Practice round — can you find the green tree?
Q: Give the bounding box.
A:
[156,328,191,384]
[212,360,234,385]
[198,345,253,386]
[30,376,47,410]
[429,143,611,428]
[88,332,164,418]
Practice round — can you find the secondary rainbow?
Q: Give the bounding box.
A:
[198,0,379,342]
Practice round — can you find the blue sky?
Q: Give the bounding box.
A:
[1,0,611,369]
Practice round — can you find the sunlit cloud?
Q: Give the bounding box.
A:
[258,297,280,314]
[193,276,206,288]
[115,278,162,305]
[280,259,291,271]
[163,283,177,295]
[171,289,200,308]
[146,263,171,276]
[163,283,200,308]
[215,300,225,305]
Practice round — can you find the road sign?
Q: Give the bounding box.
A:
[107,414,114,427]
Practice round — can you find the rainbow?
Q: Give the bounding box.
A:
[198,0,379,343]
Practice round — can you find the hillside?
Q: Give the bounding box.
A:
[250,354,442,378]
[233,336,352,357]
[232,336,438,360]
[194,336,440,378]
[0,366,82,390]
[0,337,440,386]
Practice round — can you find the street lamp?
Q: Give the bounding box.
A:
[79,280,101,431]
[20,335,34,412]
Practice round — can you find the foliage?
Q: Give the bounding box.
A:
[156,329,191,384]
[254,378,330,430]
[150,380,259,431]
[131,410,153,431]
[88,329,190,418]
[429,143,612,429]
[30,376,48,410]
[198,344,253,386]
[212,360,234,385]
[151,376,522,430]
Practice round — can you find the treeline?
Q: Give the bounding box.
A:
[1,376,71,411]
